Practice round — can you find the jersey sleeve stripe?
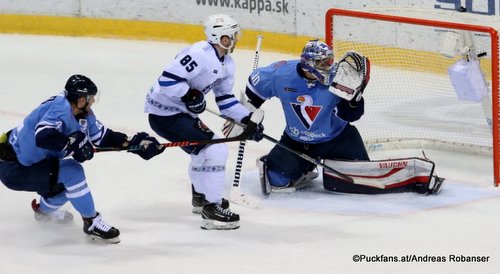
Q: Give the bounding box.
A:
[215,94,236,102]
[161,71,186,82]
[217,100,239,110]
[159,80,180,87]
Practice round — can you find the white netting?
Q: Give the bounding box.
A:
[327,7,499,156]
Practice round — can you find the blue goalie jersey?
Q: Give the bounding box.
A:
[247,60,348,143]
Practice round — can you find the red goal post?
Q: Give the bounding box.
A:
[325,7,500,186]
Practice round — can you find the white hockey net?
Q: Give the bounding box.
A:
[325,7,500,186]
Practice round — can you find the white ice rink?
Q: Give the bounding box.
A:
[1,34,500,274]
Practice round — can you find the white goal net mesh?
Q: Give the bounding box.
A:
[326,7,499,157]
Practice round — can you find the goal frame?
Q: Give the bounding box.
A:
[325,8,500,186]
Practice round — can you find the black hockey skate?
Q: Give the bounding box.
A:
[191,185,229,214]
[201,203,240,230]
[83,212,120,244]
[31,199,74,224]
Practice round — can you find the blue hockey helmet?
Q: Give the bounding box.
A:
[300,40,335,85]
[64,74,98,103]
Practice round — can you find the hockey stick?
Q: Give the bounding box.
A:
[260,134,354,183]
[94,118,259,153]
[228,35,263,208]
[206,108,354,183]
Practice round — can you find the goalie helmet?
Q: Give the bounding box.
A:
[64,74,98,103]
[300,40,335,85]
[204,14,241,53]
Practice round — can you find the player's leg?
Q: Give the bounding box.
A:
[149,113,236,229]
[57,159,119,243]
[149,113,214,211]
[319,124,369,161]
[0,159,73,223]
[192,144,239,230]
[258,133,316,194]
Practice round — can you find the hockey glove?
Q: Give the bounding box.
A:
[329,51,370,102]
[66,131,94,163]
[182,89,206,114]
[241,112,265,142]
[127,132,165,160]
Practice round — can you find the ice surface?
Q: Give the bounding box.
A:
[1,34,499,274]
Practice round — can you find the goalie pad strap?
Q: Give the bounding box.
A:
[323,158,434,194]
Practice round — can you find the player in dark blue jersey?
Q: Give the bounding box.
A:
[0,75,164,243]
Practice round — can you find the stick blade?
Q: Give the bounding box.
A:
[230,189,260,208]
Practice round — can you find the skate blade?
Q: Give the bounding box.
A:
[200,219,240,230]
[86,234,121,244]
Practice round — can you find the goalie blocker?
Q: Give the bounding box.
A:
[322,158,444,195]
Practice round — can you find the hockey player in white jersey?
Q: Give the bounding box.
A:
[0,75,164,244]
[145,14,264,230]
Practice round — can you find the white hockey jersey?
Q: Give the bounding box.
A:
[144,41,250,122]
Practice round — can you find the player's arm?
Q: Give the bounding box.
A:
[34,106,81,152]
[219,68,273,141]
[88,116,164,161]
[334,97,365,122]
[243,65,277,110]
[34,112,95,163]
[159,49,206,113]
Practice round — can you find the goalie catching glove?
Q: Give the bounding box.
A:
[329,51,370,102]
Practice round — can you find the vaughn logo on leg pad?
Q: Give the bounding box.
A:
[323,157,444,195]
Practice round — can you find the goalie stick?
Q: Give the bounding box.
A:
[206,108,354,184]
[94,117,259,153]
[228,35,264,208]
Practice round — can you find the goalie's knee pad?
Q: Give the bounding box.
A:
[267,170,292,187]
[257,155,291,188]
[257,155,316,195]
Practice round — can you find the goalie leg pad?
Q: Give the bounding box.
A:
[323,158,440,195]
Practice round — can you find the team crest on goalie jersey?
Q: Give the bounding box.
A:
[290,95,322,129]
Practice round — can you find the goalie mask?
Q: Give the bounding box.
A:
[300,40,335,85]
[204,14,241,54]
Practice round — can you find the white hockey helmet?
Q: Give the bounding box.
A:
[204,14,241,52]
